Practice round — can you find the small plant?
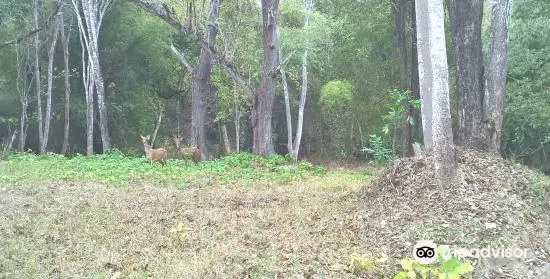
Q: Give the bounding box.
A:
[362,134,393,164]
[349,252,388,276]
[169,222,191,243]
[393,253,474,279]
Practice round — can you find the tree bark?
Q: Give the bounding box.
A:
[15,41,32,152]
[41,14,60,154]
[151,106,163,147]
[72,0,112,153]
[34,0,44,154]
[60,7,72,154]
[448,0,485,149]
[73,2,95,155]
[191,0,222,160]
[253,0,281,156]
[222,124,231,154]
[233,80,240,153]
[415,0,456,184]
[484,0,513,153]
[392,0,412,156]
[410,0,421,144]
[392,0,408,90]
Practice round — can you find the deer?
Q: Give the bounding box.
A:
[172,135,201,164]
[140,135,167,166]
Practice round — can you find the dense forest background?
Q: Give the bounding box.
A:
[0,0,548,172]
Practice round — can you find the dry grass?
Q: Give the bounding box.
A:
[0,154,549,279]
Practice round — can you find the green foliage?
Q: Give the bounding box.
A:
[393,253,474,279]
[382,90,421,137]
[0,152,324,187]
[501,0,550,172]
[169,222,191,243]
[349,253,388,276]
[362,134,392,164]
[320,80,353,113]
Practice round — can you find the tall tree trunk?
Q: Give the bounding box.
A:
[392,0,412,156]
[72,0,112,153]
[41,15,60,154]
[151,106,163,147]
[15,41,32,152]
[293,0,312,161]
[415,0,456,184]
[74,5,94,156]
[392,0,408,90]
[233,80,240,153]
[410,0,421,144]
[448,0,485,149]
[279,28,293,157]
[34,0,44,154]
[222,124,231,154]
[484,0,513,153]
[191,0,222,160]
[60,8,72,154]
[253,0,280,156]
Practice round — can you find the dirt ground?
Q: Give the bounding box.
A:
[1,152,549,279]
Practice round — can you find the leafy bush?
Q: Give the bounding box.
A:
[362,134,393,164]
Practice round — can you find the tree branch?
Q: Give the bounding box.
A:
[0,2,64,49]
[170,44,194,73]
[130,0,254,99]
[127,0,191,35]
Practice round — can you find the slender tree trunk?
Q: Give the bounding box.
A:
[279,28,294,157]
[75,8,94,155]
[293,0,312,161]
[253,0,280,156]
[410,0,421,145]
[222,124,231,154]
[191,0,222,161]
[233,80,240,153]
[34,0,44,154]
[15,42,31,152]
[448,0,485,149]
[41,15,60,154]
[415,0,456,184]
[484,0,513,153]
[151,106,163,147]
[60,8,72,154]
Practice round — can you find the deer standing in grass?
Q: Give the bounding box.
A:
[140,135,167,166]
[172,135,201,164]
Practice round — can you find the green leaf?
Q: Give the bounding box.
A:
[394,272,409,279]
[400,259,413,270]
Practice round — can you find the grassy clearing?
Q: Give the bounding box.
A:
[0,152,549,278]
[0,152,324,187]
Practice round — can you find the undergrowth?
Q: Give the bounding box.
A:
[0,152,325,187]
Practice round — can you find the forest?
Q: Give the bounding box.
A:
[0,0,549,278]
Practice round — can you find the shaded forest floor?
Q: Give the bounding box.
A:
[0,152,549,278]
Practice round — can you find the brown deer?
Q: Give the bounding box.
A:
[140,135,167,166]
[172,135,201,164]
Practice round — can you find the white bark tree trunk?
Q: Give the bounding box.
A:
[151,106,163,148]
[415,0,456,184]
[280,0,312,161]
[222,124,232,154]
[41,14,60,154]
[72,0,112,153]
[233,80,240,152]
[60,6,72,154]
[484,0,513,153]
[15,42,32,152]
[34,0,43,154]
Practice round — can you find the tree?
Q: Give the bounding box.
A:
[60,4,72,154]
[448,0,485,149]
[415,0,456,184]
[252,0,281,156]
[33,0,43,154]
[281,0,312,161]
[71,0,112,153]
[41,11,60,153]
[484,0,513,153]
